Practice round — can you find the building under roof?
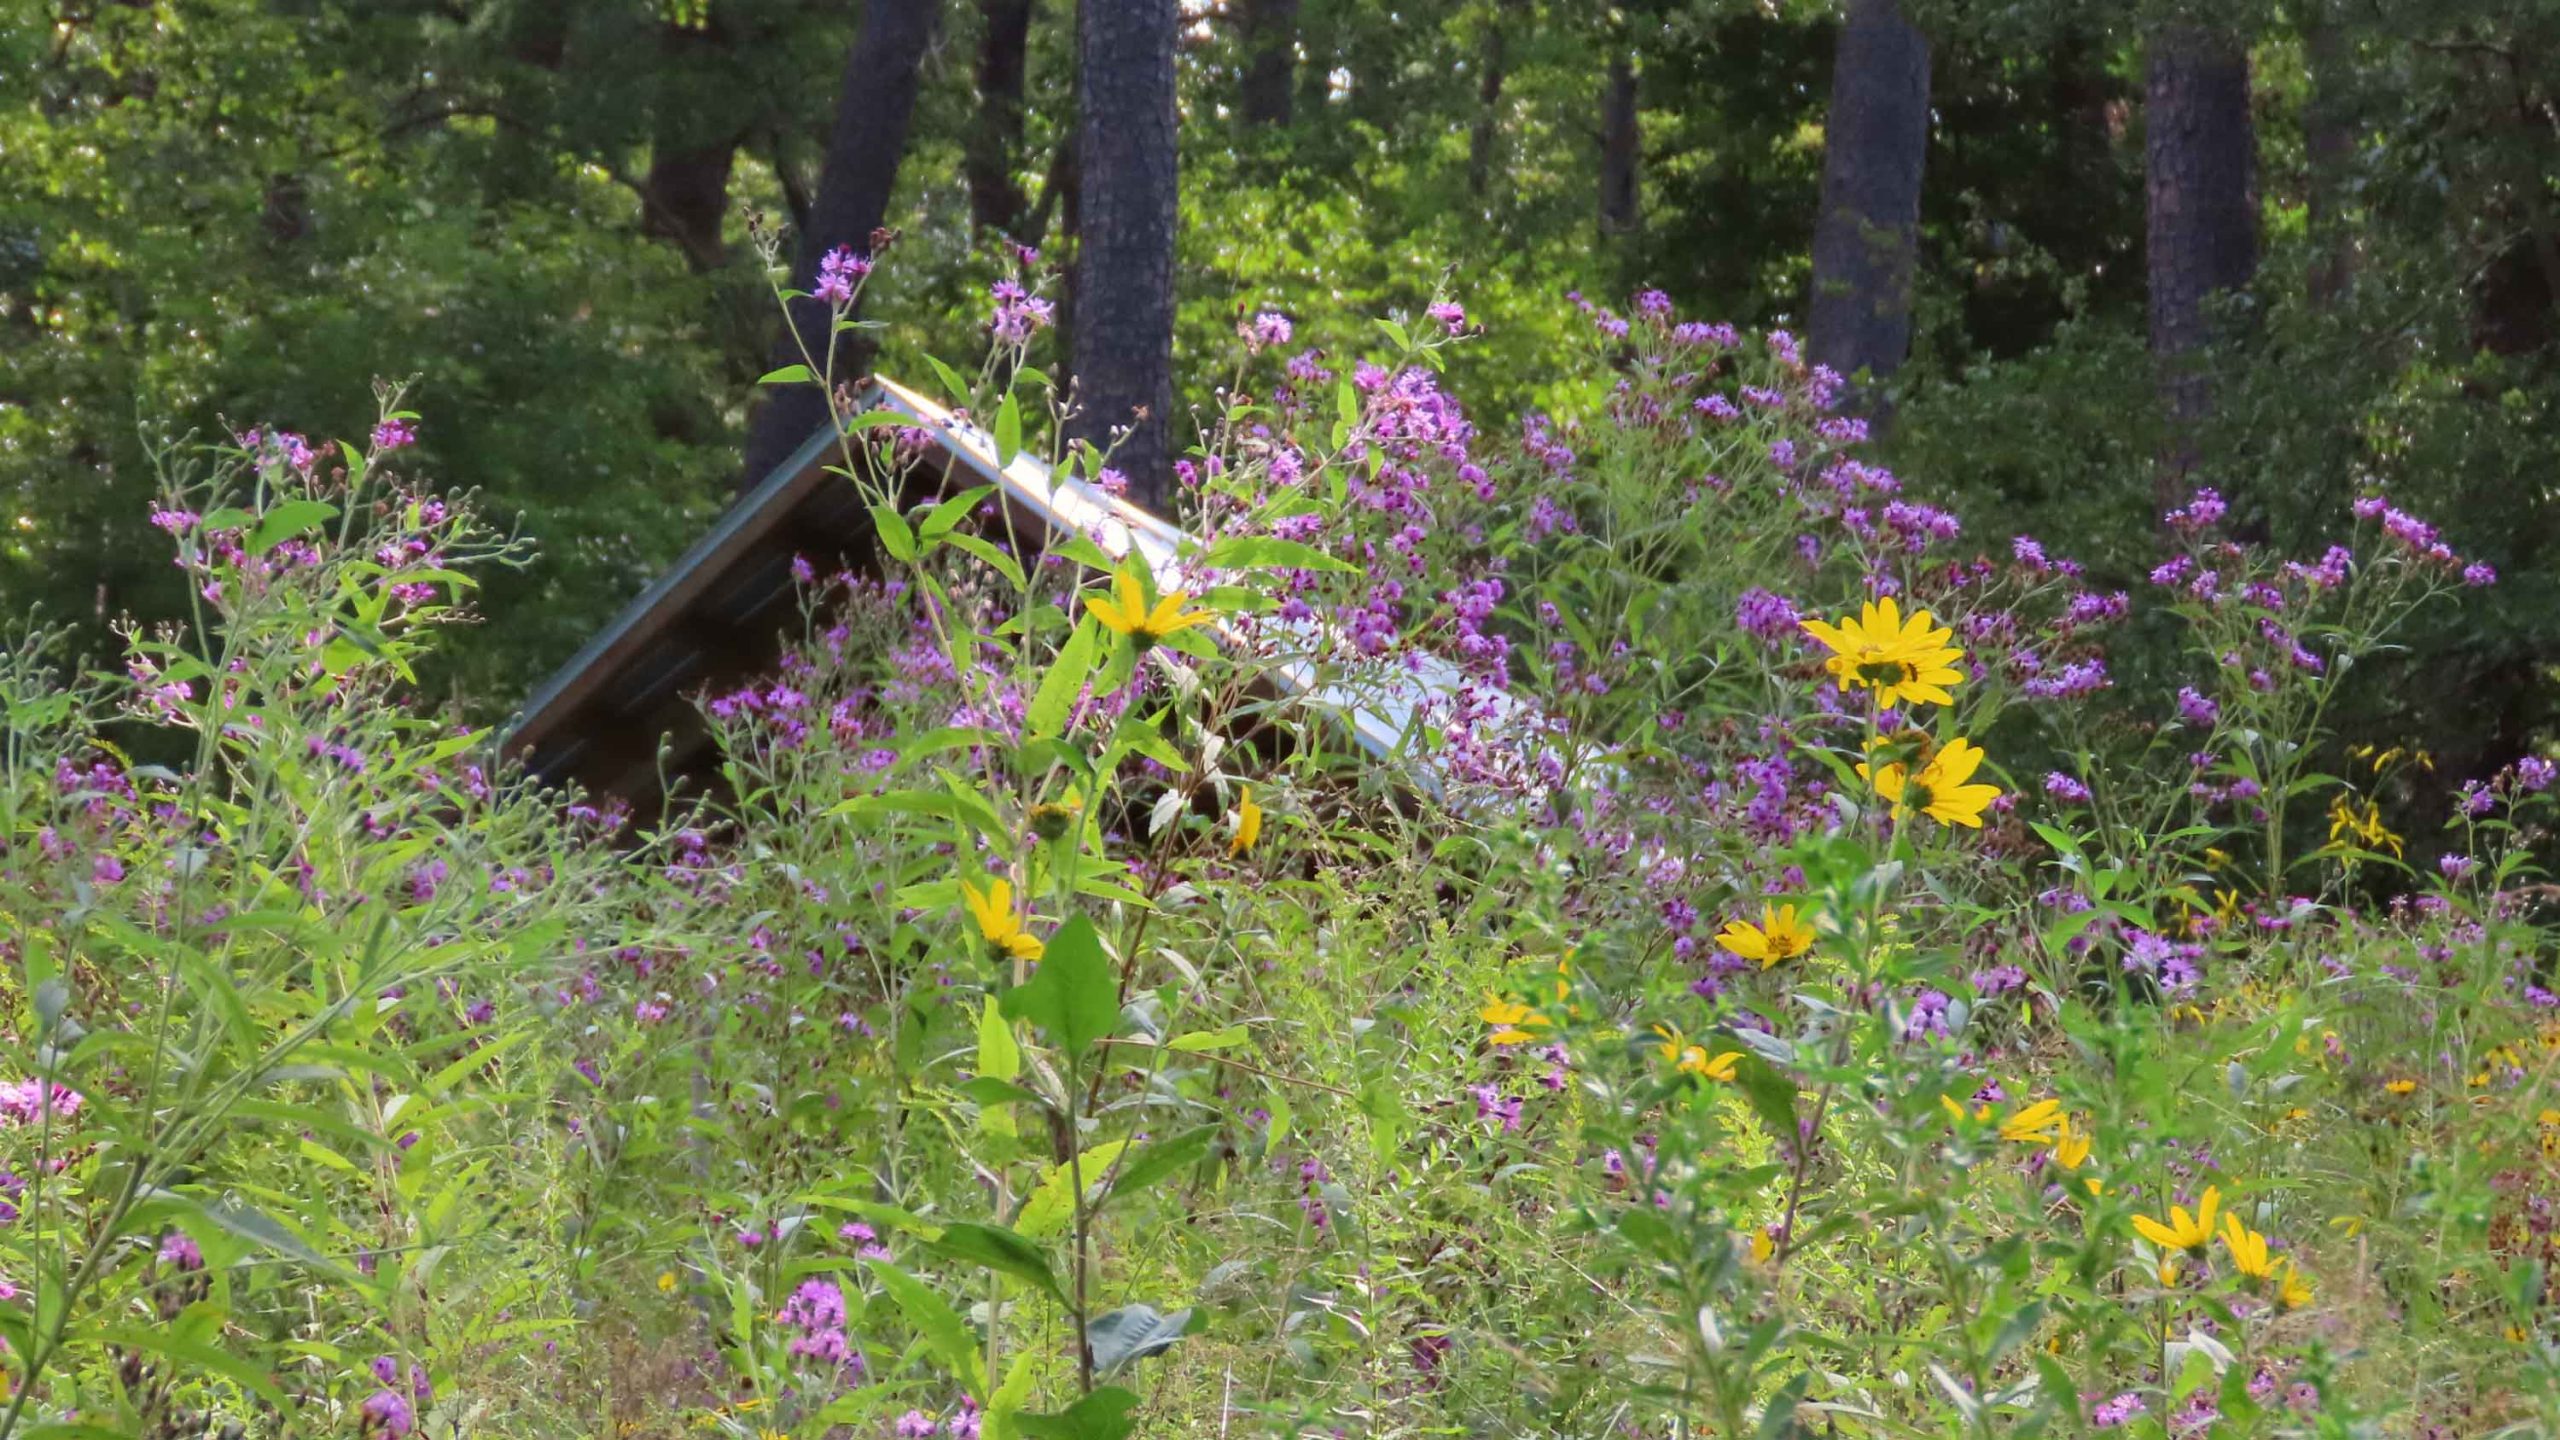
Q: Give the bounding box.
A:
[506,378,1510,822]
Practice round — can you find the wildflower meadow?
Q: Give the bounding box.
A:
[5,249,2560,1440]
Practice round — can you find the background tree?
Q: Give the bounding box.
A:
[2143,19,2257,492]
[1067,0,1180,506]
[1807,0,1932,393]
[739,0,945,492]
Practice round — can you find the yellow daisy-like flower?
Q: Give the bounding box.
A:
[1480,995,1548,1046]
[1228,785,1263,856]
[657,1270,678,1293]
[2326,794,2404,859]
[1939,1092,1992,1124]
[961,877,1044,963]
[2383,1077,2418,1096]
[1997,1097,2065,1146]
[2220,1212,2277,1282]
[1085,566,1215,649]
[1714,903,1817,969]
[2049,1113,2102,1196]
[2133,1185,2220,1259]
[1650,1024,1742,1081]
[1799,596,1966,709]
[1862,737,2003,829]
[2273,1257,2313,1310]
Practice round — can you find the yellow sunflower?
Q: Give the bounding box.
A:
[1714,903,1817,969]
[1799,596,1966,709]
[960,876,1044,963]
[2133,1185,2220,1262]
[1085,565,1214,649]
[1862,737,2003,829]
[1228,785,1264,856]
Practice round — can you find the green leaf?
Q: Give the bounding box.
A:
[977,997,1021,1083]
[1085,1303,1191,1376]
[868,1260,988,1393]
[921,484,998,540]
[925,1221,1065,1307]
[247,499,338,557]
[995,391,1024,467]
[959,1076,1046,1110]
[1163,1025,1247,1053]
[182,1197,355,1281]
[758,364,815,385]
[1015,1386,1141,1440]
[871,503,918,563]
[1730,1052,1798,1147]
[924,355,971,405]
[1001,914,1118,1059]
[1016,1140,1130,1238]
[1025,620,1098,741]
[1200,535,1359,574]
[94,1319,290,1410]
[985,1351,1039,1440]
[1097,1124,1217,1210]
[946,531,1029,590]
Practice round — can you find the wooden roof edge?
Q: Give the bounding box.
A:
[503,398,856,767]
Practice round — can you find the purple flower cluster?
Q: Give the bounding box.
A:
[779,1277,863,1370]
[813,244,872,304]
[0,1079,83,1126]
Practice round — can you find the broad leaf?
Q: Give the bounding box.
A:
[926,1221,1064,1307]
[1001,915,1117,1059]
[1015,1386,1140,1440]
[868,1260,987,1393]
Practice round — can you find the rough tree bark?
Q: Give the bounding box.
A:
[640,20,746,273]
[1806,0,1930,392]
[1068,0,1180,509]
[1239,0,1297,126]
[1466,19,1506,201]
[2145,23,2258,495]
[1598,50,1640,237]
[966,0,1035,236]
[2303,5,2355,307]
[737,0,943,493]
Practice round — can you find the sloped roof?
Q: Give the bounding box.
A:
[506,377,1506,817]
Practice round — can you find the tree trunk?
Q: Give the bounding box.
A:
[2145,23,2257,495]
[2303,5,2353,307]
[1598,50,1639,237]
[1068,0,1180,510]
[1466,19,1506,201]
[1239,0,1297,126]
[640,21,746,274]
[641,143,740,273]
[966,0,1036,237]
[1806,0,1930,391]
[738,0,943,494]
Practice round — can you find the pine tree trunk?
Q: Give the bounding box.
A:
[966,0,1036,237]
[1239,0,1297,126]
[1466,20,1507,201]
[1598,51,1640,237]
[2303,6,2353,307]
[1068,0,1180,510]
[2145,23,2257,494]
[1806,0,1930,392]
[738,0,943,493]
[640,20,745,274]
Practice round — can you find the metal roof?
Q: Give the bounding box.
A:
[506,376,1523,816]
